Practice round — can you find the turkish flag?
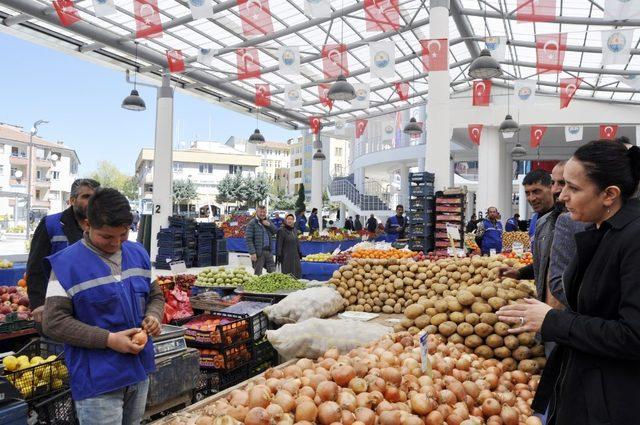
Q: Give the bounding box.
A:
[237,47,261,80]
[535,33,567,73]
[255,84,271,107]
[395,82,409,101]
[420,39,449,72]
[237,0,274,37]
[322,44,349,78]
[134,0,163,39]
[472,80,492,106]
[309,117,321,135]
[600,125,618,140]
[364,0,400,32]
[356,119,368,138]
[468,125,483,146]
[166,50,185,73]
[318,84,333,110]
[53,0,81,26]
[516,0,556,22]
[530,126,547,148]
[560,77,581,109]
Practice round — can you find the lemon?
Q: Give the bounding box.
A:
[45,355,57,362]
[30,356,44,366]
[40,368,52,381]
[2,356,18,372]
[57,366,68,379]
[52,379,63,389]
[17,358,30,371]
[17,355,29,363]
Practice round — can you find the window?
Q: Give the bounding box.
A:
[294,171,302,178]
[10,167,18,177]
[36,170,42,180]
[173,162,183,172]
[335,147,343,156]
[35,190,41,200]
[334,164,343,176]
[52,171,60,180]
[199,163,214,174]
[11,147,19,157]
[229,165,243,174]
[294,158,302,166]
[70,161,78,174]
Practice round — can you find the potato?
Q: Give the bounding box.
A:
[372,306,381,313]
[408,326,421,335]
[471,302,492,315]
[456,290,475,306]
[493,347,511,359]
[431,313,449,326]
[426,308,437,317]
[518,359,539,374]
[530,344,545,358]
[405,304,425,320]
[532,357,547,370]
[485,334,504,349]
[501,358,517,372]
[465,313,480,326]
[518,332,535,347]
[425,325,438,335]
[393,324,406,333]
[474,323,494,338]
[504,335,520,350]
[448,334,464,345]
[474,345,494,359]
[438,321,458,337]
[414,314,431,329]
[488,297,507,310]
[512,346,531,361]
[393,303,403,313]
[447,299,463,312]
[434,300,449,313]
[464,334,483,349]
[449,311,465,324]
[480,286,497,299]
[493,322,510,337]
[382,305,394,314]
[457,322,474,337]
[480,313,499,326]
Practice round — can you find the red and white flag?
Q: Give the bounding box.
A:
[468,125,483,146]
[134,0,163,39]
[364,0,400,32]
[166,50,185,73]
[472,80,492,106]
[238,0,274,38]
[530,126,547,148]
[309,117,321,135]
[535,33,567,73]
[420,39,449,72]
[516,0,556,22]
[560,77,581,109]
[356,119,368,138]
[255,84,271,107]
[322,44,349,78]
[318,84,333,110]
[236,47,261,80]
[53,0,81,26]
[600,125,618,140]
[395,82,410,101]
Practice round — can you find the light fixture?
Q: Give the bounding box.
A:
[122,42,146,111]
[469,49,502,79]
[328,74,356,101]
[403,117,423,136]
[313,149,326,160]
[14,170,23,179]
[499,114,520,139]
[511,144,527,158]
[248,128,266,144]
[50,153,59,162]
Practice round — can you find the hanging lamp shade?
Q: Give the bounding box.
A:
[248,128,266,144]
[313,149,326,160]
[328,74,356,101]
[469,49,503,79]
[499,114,520,139]
[403,117,423,136]
[121,89,146,111]
[511,144,527,158]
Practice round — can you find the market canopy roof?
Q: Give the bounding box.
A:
[1,0,639,129]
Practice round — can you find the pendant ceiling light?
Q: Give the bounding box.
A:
[313,149,327,160]
[500,114,520,139]
[469,49,503,79]
[328,74,356,101]
[511,144,527,158]
[248,108,266,144]
[312,128,326,160]
[122,42,146,111]
[403,117,423,136]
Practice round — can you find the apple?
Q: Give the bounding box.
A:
[0,305,11,314]
[1,294,10,302]
[0,286,7,295]
[7,287,17,294]
[17,296,29,307]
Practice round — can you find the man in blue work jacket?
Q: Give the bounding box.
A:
[476,206,503,255]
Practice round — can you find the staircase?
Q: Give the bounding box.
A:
[329,176,392,215]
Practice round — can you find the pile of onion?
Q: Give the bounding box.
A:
[188,332,542,425]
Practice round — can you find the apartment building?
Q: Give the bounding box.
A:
[224,137,291,181]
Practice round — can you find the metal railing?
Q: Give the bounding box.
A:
[329,177,391,211]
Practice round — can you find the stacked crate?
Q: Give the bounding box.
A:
[407,172,435,253]
[169,216,197,267]
[212,225,229,266]
[434,191,466,255]
[196,222,215,267]
[155,228,184,269]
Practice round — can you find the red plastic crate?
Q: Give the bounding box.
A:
[183,313,251,347]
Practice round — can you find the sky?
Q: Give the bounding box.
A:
[0,32,298,176]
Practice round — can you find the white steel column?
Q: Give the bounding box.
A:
[425,0,451,191]
[402,109,411,146]
[150,74,174,262]
[311,159,323,213]
[518,174,527,218]
[355,167,365,193]
[477,126,508,215]
[418,157,425,172]
[501,143,514,218]
[418,104,427,147]
[400,166,409,207]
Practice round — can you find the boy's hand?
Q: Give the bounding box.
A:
[107,328,145,354]
[142,316,161,337]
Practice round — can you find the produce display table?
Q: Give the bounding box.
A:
[0,264,26,285]
[225,238,360,255]
[300,261,341,281]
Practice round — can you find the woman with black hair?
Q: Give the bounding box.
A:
[276,213,302,278]
[497,140,640,425]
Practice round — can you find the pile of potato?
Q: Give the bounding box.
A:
[502,231,531,251]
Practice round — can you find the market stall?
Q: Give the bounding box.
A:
[0,261,26,289]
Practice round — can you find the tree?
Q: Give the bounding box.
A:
[173,180,198,205]
[272,196,295,210]
[253,176,270,207]
[216,174,234,204]
[88,161,138,200]
[295,184,306,214]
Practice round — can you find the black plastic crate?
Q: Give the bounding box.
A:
[30,389,77,425]
[227,295,278,341]
[194,367,249,400]
[253,338,277,366]
[212,239,227,253]
[214,252,229,266]
[178,312,252,348]
[196,342,253,371]
[409,171,435,183]
[147,348,200,408]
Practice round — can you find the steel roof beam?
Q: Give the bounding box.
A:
[459,7,640,26]
[501,59,640,76]
[2,13,30,25]
[450,0,481,58]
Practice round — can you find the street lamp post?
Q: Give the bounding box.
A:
[26,120,49,239]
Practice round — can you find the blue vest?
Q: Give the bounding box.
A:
[47,241,155,401]
[388,215,404,232]
[481,219,503,254]
[309,214,319,231]
[505,218,518,232]
[44,212,69,254]
[272,217,283,229]
[297,216,308,233]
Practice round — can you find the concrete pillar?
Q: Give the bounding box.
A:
[400,166,409,207]
[311,158,323,213]
[477,126,509,217]
[518,174,527,218]
[502,144,514,218]
[418,104,427,146]
[339,203,346,226]
[425,0,451,191]
[150,74,174,262]
[355,168,365,193]
[418,157,425,172]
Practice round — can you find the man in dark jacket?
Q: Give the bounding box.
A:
[27,178,100,324]
[354,214,363,231]
[385,205,406,239]
[245,205,277,275]
[366,214,378,233]
[309,208,320,233]
[344,216,354,231]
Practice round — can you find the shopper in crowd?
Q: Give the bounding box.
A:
[295,210,308,234]
[245,205,277,275]
[505,213,520,232]
[478,211,484,220]
[309,208,320,234]
[27,178,100,325]
[476,207,503,255]
[366,214,378,233]
[354,214,363,231]
[498,140,640,425]
[131,209,140,232]
[322,216,327,230]
[43,188,164,425]
[271,212,284,229]
[276,213,302,278]
[344,216,354,231]
[385,205,406,239]
[465,213,478,233]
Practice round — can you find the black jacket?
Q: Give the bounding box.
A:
[26,207,84,309]
[534,198,640,425]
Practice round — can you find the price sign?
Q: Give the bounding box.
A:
[490,249,497,256]
[512,241,524,256]
[419,331,432,376]
[447,247,455,257]
[446,224,461,240]
[169,260,187,276]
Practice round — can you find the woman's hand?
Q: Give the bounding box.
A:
[497,298,552,334]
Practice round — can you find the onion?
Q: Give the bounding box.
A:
[317,401,342,425]
[409,392,435,416]
[354,407,376,425]
[375,400,395,415]
[324,348,340,360]
[379,410,402,425]
[296,358,314,371]
[244,407,271,425]
[337,390,358,412]
[390,343,404,355]
[249,385,272,409]
[265,368,284,379]
[331,364,357,387]
[319,358,337,370]
[499,406,518,425]
[195,416,214,425]
[349,377,368,394]
[295,401,318,423]
[445,414,463,425]
[282,379,301,395]
[352,360,369,378]
[341,410,356,425]
[294,422,313,425]
[284,365,303,379]
[381,368,402,386]
[298,386,315,399]
[356,393,373,409]
[266,404,284,419]
[227,405,248,422]
[385,386,401,403]
[273,390,296,413]
[485,374,499,390]
[266,378,282,393]
[525,417,543,425]
[425,410,444,425]
[461,382,479,400]
[310,374,327,390]
[277,414,294,425]
[295,395,313,406]
[228,390,249,407]
[317,381,339,402]
[481,399,501,417]
[439,389,456,406]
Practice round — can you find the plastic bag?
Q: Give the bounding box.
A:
[162,287,193,324]
[266,318,391,360]
[263,287,344,325]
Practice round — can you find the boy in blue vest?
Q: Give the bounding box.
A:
[43,188,164,425]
